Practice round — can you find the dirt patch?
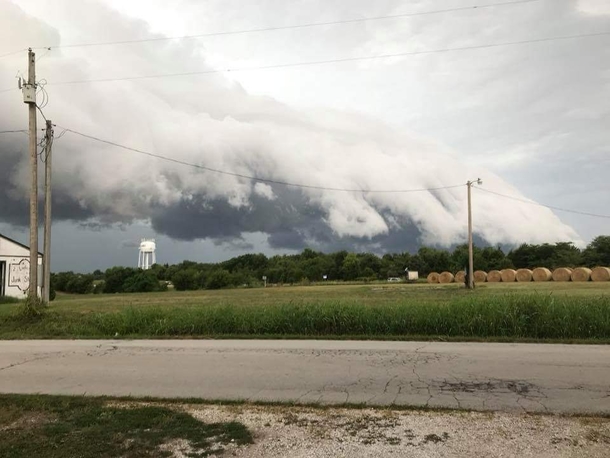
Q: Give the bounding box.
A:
[184,404,610,457]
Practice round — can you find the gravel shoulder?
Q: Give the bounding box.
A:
[144,403,610,457]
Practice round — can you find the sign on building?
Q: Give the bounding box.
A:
[9,259,30,292]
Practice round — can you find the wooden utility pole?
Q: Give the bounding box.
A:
[43,119,53,303]
[26,48,38,298]
[466,178,482,290]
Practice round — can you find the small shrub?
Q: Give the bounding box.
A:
[18,295,46,320]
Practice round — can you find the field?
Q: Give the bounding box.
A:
[1,282,610,342]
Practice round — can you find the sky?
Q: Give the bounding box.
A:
[0,0,609,272]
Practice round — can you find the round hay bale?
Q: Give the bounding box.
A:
[501,269,517,283]
[552,267,572,282]
[591,267,610,282]
[454,270,466,284]
[532,267,552,282]
[474,270,487,283]
[439,271,455,284]
[487,270,502,282]
[571,267,592,282]
[427,272,440,284]
[516,268,533,282]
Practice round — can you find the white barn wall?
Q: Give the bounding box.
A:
[0,235,43,299]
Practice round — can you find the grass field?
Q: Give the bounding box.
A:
[1,282,609,342]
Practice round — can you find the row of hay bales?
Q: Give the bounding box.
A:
[427,266,610,283]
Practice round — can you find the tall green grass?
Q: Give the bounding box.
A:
[0,296,21,305]
[2,294,609,340]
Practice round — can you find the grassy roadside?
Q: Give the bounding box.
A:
[1,293,609,341]
[0,394,252,458]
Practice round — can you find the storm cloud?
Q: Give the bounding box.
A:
[2,0,607,268]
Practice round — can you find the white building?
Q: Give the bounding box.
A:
[0,233,43,299]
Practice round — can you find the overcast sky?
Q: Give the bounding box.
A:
[0,0,609,272]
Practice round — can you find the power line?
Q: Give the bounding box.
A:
[0,129,28,134]
[473,186,610,219]
[0,49,25,59]
[22,0,542,52]
[57,125,465,194]
[45,31,610,87]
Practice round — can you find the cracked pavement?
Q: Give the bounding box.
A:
[0,340,608,415]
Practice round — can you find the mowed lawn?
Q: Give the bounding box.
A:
[1,282,609,341]
[32,281,610,313]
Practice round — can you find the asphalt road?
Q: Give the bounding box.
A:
[0,340,608,415]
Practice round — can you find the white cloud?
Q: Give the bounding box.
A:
[253,182,276,200]
[577,0,610,16]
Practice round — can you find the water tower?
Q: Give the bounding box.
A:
[138,239,156,270]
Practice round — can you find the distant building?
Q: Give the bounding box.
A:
[0,233,43,299]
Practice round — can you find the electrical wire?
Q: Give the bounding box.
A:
[36,104,48,122]
[23,0,542,52]
[37,79,50,108]
[0,129,28,134]
[46,31,610,87]
[35,47,52,63]
[37,136,48,162]
[56,125,465,194]
[0,48,26,59]
[55,128,68,139]
[473,186,610,219]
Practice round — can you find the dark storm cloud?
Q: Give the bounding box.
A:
[0,141,96,225]
[149,186,328,249]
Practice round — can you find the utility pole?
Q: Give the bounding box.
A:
[43,119,53,303]
[466,178,482,290]
[25,48,38,298]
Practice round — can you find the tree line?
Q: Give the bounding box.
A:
[51,235,610,295]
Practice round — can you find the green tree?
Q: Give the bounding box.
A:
[479,246,513,270]
[358,253,382,278]
[206,269,232,289]
[104,267,133,294]
[341,253,361,280]
[122,270,160,293]
[550,242,582,268]
[171,269,200,291]
[509,242,582,269]
[417,247,451,275]
[583,236,610,267]
[52,271,76,292]
[361,267,376,279]
[65,274,94,294]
